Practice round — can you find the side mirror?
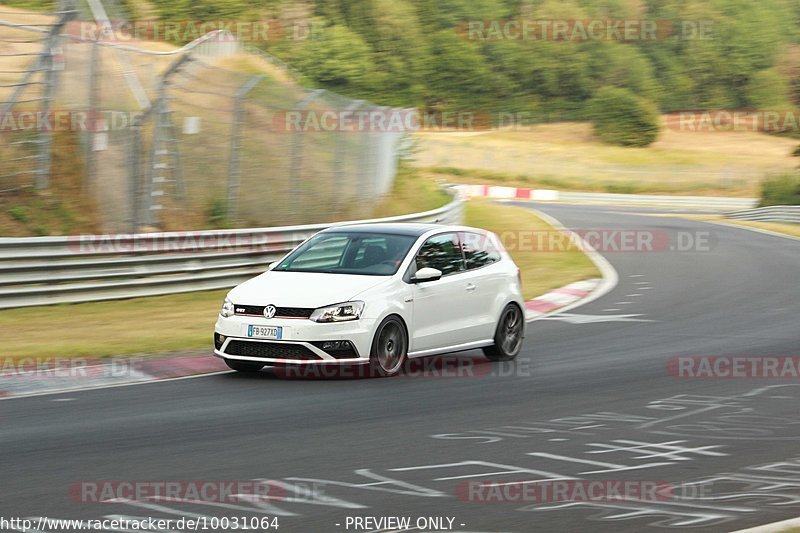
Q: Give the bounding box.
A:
[412,267,443,283]
[268,262,278,270]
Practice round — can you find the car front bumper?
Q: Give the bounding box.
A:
[214,314,375,365]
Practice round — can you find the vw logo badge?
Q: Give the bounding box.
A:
[263,305,277,319]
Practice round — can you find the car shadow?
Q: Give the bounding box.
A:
[221,353,518,382]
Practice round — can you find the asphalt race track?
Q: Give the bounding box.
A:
[2,203,800,533]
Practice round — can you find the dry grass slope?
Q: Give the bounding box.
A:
[415,122,799,197]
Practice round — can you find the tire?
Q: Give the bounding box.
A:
[225,359,264,373]
[482,303,524,361]
[369,316,408,377]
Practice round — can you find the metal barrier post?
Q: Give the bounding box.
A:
[227,75,264,221]
[85,40,99,190]
[289,89,325,216]
[36,11,73,190]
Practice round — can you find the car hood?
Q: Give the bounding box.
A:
[227,271,389,308]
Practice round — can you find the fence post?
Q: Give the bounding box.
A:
[227,75,264,221]
[334,99,363,211]
[35,11,73,190]
[128,118,143,233]
[143,54,191,227]
[289,89,325,216]
[85,40,99,191]
[358,104,380,211]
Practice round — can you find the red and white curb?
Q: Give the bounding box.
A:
[0,355,229,400]
[0,211,617,399]
[456,184,560,202]
[525,279,602,321]
[0,274,604,400]
[525,208,619,322]
[0,276,609,399]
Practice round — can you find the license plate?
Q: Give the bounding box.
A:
[243,324,282,340]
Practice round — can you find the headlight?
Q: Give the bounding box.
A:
[310,301,365,323]
[220,297,235,318]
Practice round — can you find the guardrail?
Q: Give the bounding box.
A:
[726,205,800,224]
[0,194,463,309]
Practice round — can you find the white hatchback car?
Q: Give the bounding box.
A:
[214,223,525,377]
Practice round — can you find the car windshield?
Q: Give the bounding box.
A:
[273,231,417,276]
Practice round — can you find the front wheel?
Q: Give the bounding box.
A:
[369,316,408,377]
[225,359,264,373]
[483,304,524,361]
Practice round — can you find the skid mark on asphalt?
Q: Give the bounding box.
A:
[30,397,800,533]
[417,386,800,528]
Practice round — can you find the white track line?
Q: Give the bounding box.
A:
[0,371,234,401]
[3,207,622,400]
[731,516,800,533]
[528,208,619,321]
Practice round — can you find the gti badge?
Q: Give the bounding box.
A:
[264,305,277,319]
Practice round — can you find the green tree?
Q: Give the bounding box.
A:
[587,43,661,104]
[746,69,791,109]
[588,86,661,146]
[422,29,499,112]
[293,22,375,95]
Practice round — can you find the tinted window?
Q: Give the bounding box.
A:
[282,235,349,271]
[275,232,416,276]
[461,232,501,270]
[415,233,465,275]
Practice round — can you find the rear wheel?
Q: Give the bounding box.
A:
[483,304,524,361]
[225,359,264,373]
[369,316,408,377]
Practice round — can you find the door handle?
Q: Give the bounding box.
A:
[465,283,476,292]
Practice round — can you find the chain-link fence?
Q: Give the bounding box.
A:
[1,6,409,233]
[0,8,69,193]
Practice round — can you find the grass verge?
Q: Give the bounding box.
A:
[715,218,800,239]
[0,291,227,360]
[369,166,451,218]
[465,200,600,299]
[0,200,600,360]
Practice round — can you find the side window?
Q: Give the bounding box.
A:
[415,233,465,276]
[461,232,501,270]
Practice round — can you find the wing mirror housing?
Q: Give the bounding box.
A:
[411,267,443,283]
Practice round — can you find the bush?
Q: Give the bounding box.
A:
[7,207,29,223]
[605,182,643,194]
[760,173,800,206]
[587,86,661,147]
[206,197,232,229]
[746,69,791,109]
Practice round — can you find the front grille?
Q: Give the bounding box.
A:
[233,305,314,319]
[225,340,320,360]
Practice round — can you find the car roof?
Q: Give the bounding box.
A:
[321,223,484,238]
